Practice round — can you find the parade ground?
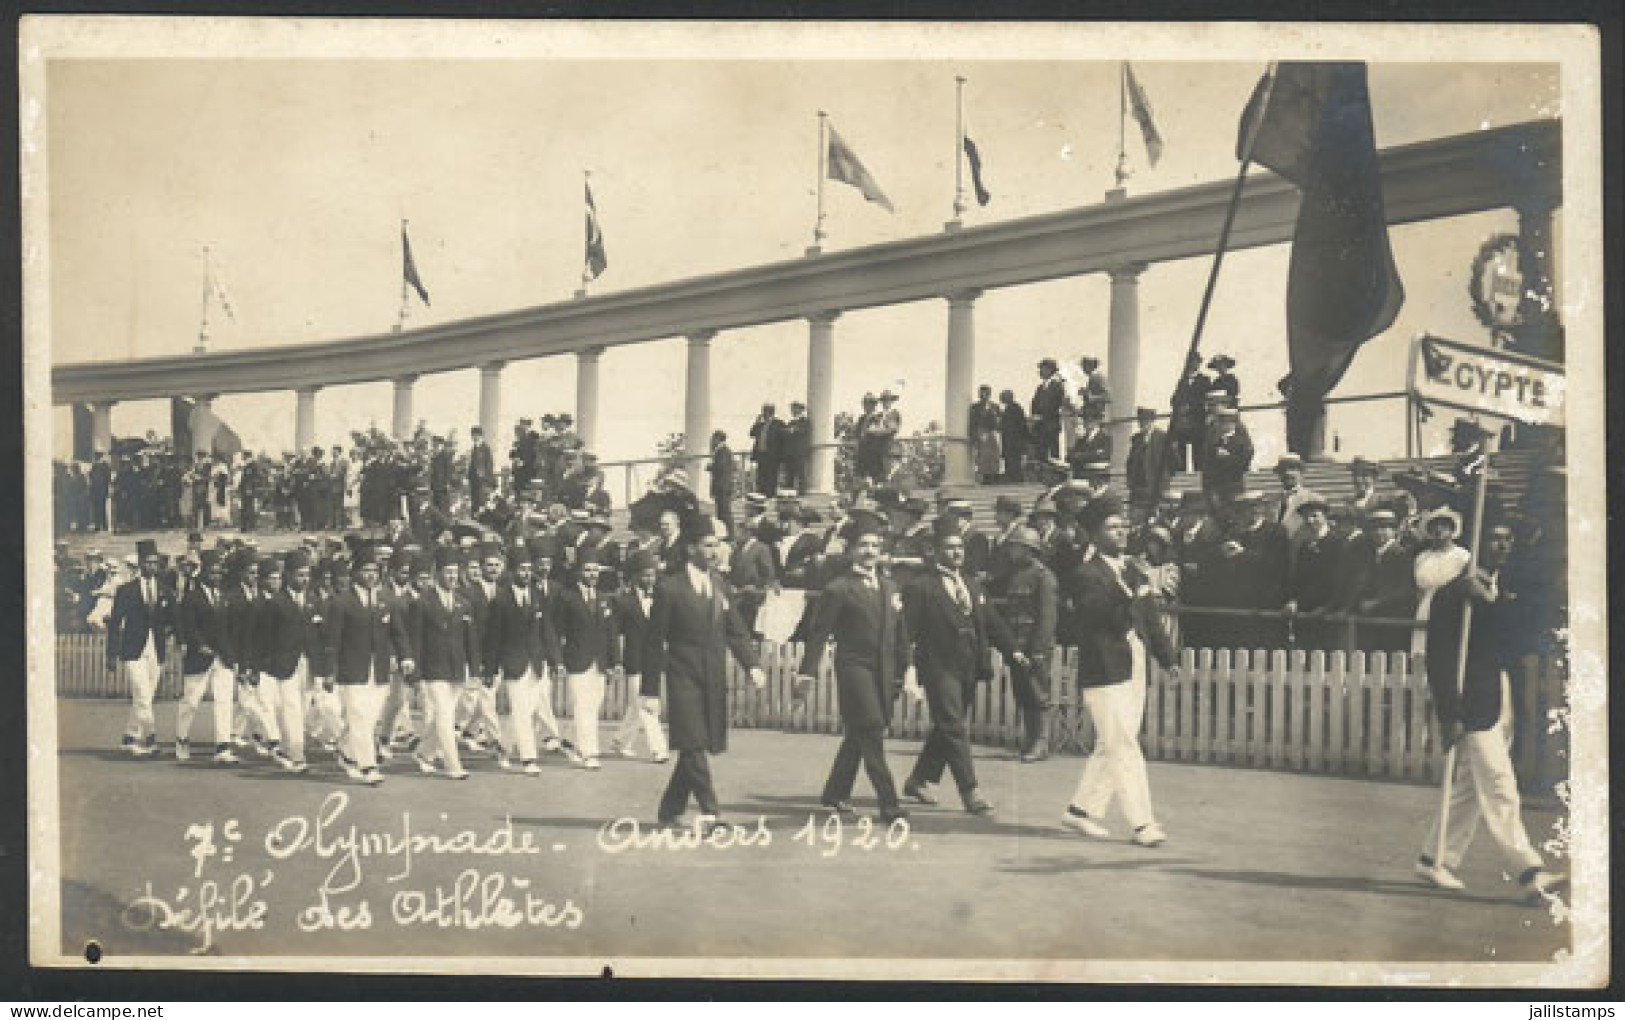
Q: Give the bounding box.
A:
[47,700,1569,970]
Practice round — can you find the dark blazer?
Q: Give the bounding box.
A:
[249,590,327,681]
[551,583,618,673]
[903,570,1013,688]
[1000,402,1028,442]
[612,588,659,696]
[1068,426,1113,472]
[1289,530,1347,611]
[782,416,811,461]
[707,444,736,499]
[463,579,500,669]
[780,532,824,589]
[105,578,173,665]
[176,583,229,675]
[1030,375,1067,423]
[1067,553,1177,688]
[643,570,758,752]
[1127,428,1174,498]
[326,583,411,685]
[749,416,784,462]
[799,571,911,730]
[1203,428,1254,490]
[409,586,479,683]
[1425,570,1526,734]
[467,443,495,489]
[222,584,259,670]
[483,582,563,680]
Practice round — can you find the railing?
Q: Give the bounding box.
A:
[53,631,1568,792]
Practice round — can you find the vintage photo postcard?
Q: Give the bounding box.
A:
[20,18,1609,985]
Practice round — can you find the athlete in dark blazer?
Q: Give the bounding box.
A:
[797,512,911,821]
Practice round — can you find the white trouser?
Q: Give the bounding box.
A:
[235,671,282,744]
[613,677,669,758]
[416,680,464,772]
[1423,672,1544,874]
[465,681,502,741]
[498,669,541,763]
[339,681,386,771]
[122,648,161,742]
[533,667,564,745]
[1070,632,1155,830]
[376,673,413,744]
[306,683,346,745]
[567,668,606,761]
[177,659,234,746]
[264,658,309,763]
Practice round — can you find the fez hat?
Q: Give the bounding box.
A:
[478,540,504,561]
[624,549,659,575]
[433,546,461,570]
[258,556,284,577]
[1350,455,1380,476]
[506,546,532,571]
[1136,406,1158,420]
[135,539,159,559]
[529,535,561,562]
[798,508,824,525]
[994,494,1023,515]
[843,507,888,540]
[283,549,311,573]
[1077,494,1126,534]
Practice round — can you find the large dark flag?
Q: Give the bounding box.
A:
[402,223,431,307]
[962,135,992,206]
[1238,62,1404,455]
[585,180,608,281]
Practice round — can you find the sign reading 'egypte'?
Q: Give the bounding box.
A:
[1412,334,1565,426]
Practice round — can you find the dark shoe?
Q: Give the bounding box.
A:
[822,800,859,820]
[1020,738,1050,763]
[878,807,910,824]
[963,792,995,816]
[903,779,939,806]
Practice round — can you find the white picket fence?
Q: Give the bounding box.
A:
[57,633,1558,787]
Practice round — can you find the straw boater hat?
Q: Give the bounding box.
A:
[1208,354,1236,371]
[1274,453,1304,473]
[1421,506,1464,533]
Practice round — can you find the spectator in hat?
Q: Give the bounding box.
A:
[1060,497,1179,847]
[1216,492,1290,649]
[1284,498,1346,650]
[854,393,883,485]
[985,494,1027,589]
[1077,355,1111,421]
[938,498,990,579]
[467,426,496,512]
[1271,454,1324,540]
[749,403,784,498]
[1345,508,1417,651]
[1207,354,1240,405]
[778,509,825,591]
[729,518,780,635]
[1348,457,1383,516]
[608,549,670,764]
[105,538,173,757]
[998,389,1028,482]
[408,545,480,779]
[781,401,811,494]
[969,385,1003,484]
[1201,407,1253,509]
[1126,407,1174,520]
[706,430,737,533]
[989,525,1059,763]
[174,549,237,763]
[900,524,1016,815]
[645,512,766,831]
[1068,404,1113,480]
[884,495,933,589]
[797,508,912,823]
[1030,359,1068,466]
[1411,506,1471,657]
[1169,350,1212,473]
[873,390,902,479]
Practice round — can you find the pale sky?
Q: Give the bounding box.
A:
[43,48,1561,475]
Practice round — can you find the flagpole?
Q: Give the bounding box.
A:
[578,169,593,298]
[1115,63,1129,189]
[952,76,968,225]
[811,110,828,253]
[395,218,410,334]
[1169,62,1277,406]
[196,246,212,354]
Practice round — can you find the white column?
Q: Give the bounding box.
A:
[294,387,319,452]
[942,289,981,486]
[1106,263,1145,473]
[684,331,714,489]
[90,401,114,455]
[191,394,219,457]
[806,312,839,493]
[391,375,416,442]
[575,347,603,453]
[478,361,504,444]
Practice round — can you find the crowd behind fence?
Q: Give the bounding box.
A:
[54,629,1567,793]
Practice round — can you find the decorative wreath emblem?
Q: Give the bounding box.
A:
[1469,233,1525,334]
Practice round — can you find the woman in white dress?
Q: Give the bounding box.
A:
[1410,506,1471,656]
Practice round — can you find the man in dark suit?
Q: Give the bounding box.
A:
[748,403,783,497]
[105,539,173,756]
[1285,499,1346,650]
[458,540,507,754]
[173,549,237,762]
[998,389,1028,482]
[797,510,912,822]
[1030,358,1068,465]
[706,430,737,533]
[645,515,765,830]
[408,546,480,779]
[608,550,670,763]
[729,518,779,635]
[1346,508,1417,651]
[482,545,563,775]
[992,527,1060,762]
[781,402,811,494]
[429,436,455,513]
[1201,407,1253,510]
[1068,406,1113,477]
[938,498,991,581]
[467,426,496,511]
[1126,407,1174,520]
[1414,521,1565,902]
[551,550,619,769]
[327,546,412,783]
[900,526,1015,814]
[88,452,111,531]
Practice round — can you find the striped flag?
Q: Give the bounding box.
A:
[1124,62,1164,166]
[962,135,991,206]
[585,179,608,281]
[826,124,895,212]
[402,222,430,307]
[205,251,236,322]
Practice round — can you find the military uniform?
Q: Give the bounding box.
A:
[998,550,1060,759]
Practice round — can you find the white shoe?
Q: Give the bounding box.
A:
[1521,868,1567,905]
[173,740,191,762]
[362,768,384,786]
[413,752,440,775]
[1415,858,1466,891]
[282,757,309,775]
[1061,808,1111,839]
[212,747,240,764]
[497,756,515,772]
[445,768,470,781]
[523,761,542,777]
[1132,823,1168,847]
[540,737,563,754]
[652,754,671,765]
[581,757,602,771]
[614,746,638,759]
